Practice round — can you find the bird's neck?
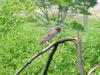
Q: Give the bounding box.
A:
[56,27,61,32]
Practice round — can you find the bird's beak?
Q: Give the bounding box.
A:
[61,26,64,29]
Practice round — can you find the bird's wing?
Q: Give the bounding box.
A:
[40,34,50,44]
[40,27,57,44]
[47,28,57,37]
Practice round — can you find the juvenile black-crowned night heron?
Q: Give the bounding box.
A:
[40,23,64,44]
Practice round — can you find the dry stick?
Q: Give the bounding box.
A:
[15,37,83,75]
[35,2,50,22]
[75,35,84,75]
[14,42,55,75]
[14,37,75,75]
[41,44,58,75]
[87,64,100,75]
[41,35,84,75]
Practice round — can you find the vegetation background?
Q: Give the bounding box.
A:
[0,0,99,75]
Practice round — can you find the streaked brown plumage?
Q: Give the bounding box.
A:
[40,23,64,44]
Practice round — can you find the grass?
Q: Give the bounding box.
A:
[0,17,100,75]
[0,0,99,74]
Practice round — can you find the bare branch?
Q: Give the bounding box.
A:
[14,37,76,75]
[41,44,58,75]
[87,64,100,75]
[14,41,55,75]
[74,34,84,75]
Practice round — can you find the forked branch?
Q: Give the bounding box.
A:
[41,44,58,75]
[15,36,84,75]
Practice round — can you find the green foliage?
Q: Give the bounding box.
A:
[0,0,37,34]
[77,0,97,8]
[48,0,97,10]
[69,21,84,31]
[34,0,97,24]
[0,0,99,75]
[0,19,100,75]
[48,0,71,6]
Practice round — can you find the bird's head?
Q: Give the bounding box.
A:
[55,23,64,32]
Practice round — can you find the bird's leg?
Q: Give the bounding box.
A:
[46,41,50,45]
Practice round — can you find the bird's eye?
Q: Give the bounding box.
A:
[60,25,64,27]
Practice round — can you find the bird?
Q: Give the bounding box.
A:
[40,23,64,44]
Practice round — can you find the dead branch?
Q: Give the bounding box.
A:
[87,64,100,75]
[14,36,84,75]
[14,41,55,75]
[75,34,84,75]
[41,44,58,75]
[41,35,84,75]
